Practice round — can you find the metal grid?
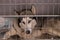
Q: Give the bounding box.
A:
[0,0,60,15]
[0,0,60,40]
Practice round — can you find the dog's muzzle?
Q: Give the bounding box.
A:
[25,29,32,34]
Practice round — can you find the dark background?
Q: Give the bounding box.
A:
[0,0,60,15]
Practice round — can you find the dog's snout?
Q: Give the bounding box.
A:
[26,30,30,34]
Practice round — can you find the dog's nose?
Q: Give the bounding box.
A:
[26,30,30,34]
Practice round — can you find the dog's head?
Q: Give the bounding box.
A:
[18,17,37,34]
[15,5,37,34]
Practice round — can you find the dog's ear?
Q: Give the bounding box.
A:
[31,5,36,14]
[14,10,20,15]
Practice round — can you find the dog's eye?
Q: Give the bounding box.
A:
[22,22,25,24]
[28,20,31,23]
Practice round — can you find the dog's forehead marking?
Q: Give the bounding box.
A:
[22,17,32,23]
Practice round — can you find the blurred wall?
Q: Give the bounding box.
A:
[0,0,60,15]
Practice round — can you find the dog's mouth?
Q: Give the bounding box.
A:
[21,28,32,34]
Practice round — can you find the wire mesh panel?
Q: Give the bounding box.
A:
[0,0,60,15]
[0,17,60,40]
[0,0,60,40]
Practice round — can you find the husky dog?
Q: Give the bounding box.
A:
[3,5,42,39]
[3,5,60,40]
